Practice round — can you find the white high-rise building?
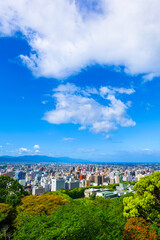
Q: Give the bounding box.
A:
[51,178,65,191]
[115,175,120,183]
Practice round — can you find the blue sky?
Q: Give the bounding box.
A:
[0,0,160,161]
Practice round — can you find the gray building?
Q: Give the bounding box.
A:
[51,178,65,191]
[15,171,26,181]
[32,186,45,195]
[65,179,80,190]
[94,175,103,185]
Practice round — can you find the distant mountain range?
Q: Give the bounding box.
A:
[0,155,92,164]
[0,152,160,164]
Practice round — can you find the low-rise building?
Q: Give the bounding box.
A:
[84,188,111,198]
[97,190,119,199]
[32,186,45,195]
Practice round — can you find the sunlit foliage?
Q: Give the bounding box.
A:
[17,194,69,216]
[123,172,160,225]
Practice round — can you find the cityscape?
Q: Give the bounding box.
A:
[0,0,160,239]
[1,162,159,197]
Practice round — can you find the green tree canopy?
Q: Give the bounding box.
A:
[0,175,28,207]
[90,193,95,200]
[14,195,126,240]
[0,203,15,240]
[17,194,69,216]
[123,172,160,225]
[0,203,13,223]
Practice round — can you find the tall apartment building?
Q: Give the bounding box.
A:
[110,178,115,184]
[15,171,26,181]
[80,179,85,187]
[51,178,65,191]
[103,176,110,184]
[85,180,90,187]
[115,175,120,183]
[94,175,103,185]
[88,175,95,182]
[65,179,80,190]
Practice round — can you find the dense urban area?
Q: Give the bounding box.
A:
[1,163,160,197]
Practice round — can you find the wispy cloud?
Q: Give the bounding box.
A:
[19,147,31,154]
[142,148,153,153]
[0,1,160,80]
[62,137,75,142]
[77,148,95,153]
[105,134,112,139]
[100,86,135,96]
[43,83,135,135]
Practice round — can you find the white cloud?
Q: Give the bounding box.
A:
[100,86,135,97]
[105,134,112,139]
[142,148,152,152]
[35,149,40,153]
[42,101,48,105]
[34,144,40,149]
[19,147,30,153]
[62,137,75,142]
[112,87,135,95]
[43,83,135,134]
[0,0,160,80]
[6,142,12,145]
[79,126,86,130]
[77,148,95,153]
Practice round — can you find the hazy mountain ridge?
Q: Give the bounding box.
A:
[0,155,91,164]
[0,153,160,164]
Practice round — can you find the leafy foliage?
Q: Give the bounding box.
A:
[47,189,73,201]
[123,172,160,225]
[17,194,69,216]
[123,181,136,186]
[0,203,15,240]
[13,196,125,240]
[90,193,95,200]
[0,203,12,223]
[0,175,28,207]
[123,217,158,240]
